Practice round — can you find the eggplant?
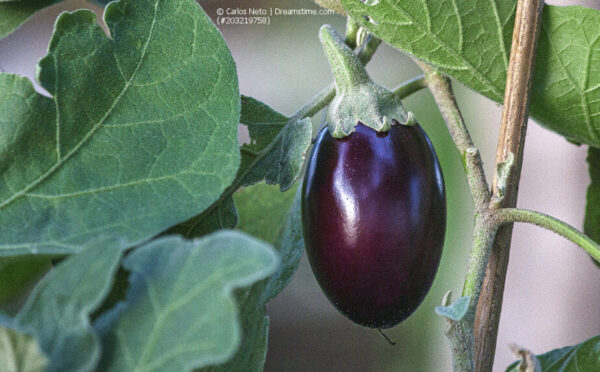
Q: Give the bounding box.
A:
[302,122,445,328]
[301,25,446,328]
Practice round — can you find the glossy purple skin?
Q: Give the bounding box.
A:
[301,123,446,328]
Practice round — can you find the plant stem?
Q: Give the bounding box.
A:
[290,85,335,121]
[414,58,492,371]
[474,1,544,370]
[415,3,543,370]
[494,208,600,263]
[290,34,383,121]
[415,61,490,212]
[392,75,426,100]
[345,17,359,50]
[357,35,381,65]
[291,32,383,120]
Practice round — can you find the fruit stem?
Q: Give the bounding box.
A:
[319,25,372,92]
[290,33,382,122]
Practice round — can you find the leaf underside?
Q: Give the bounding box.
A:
[14,241,122,372]
[95,231,278,372]
[203,184,304,372]
[0,0,240,255]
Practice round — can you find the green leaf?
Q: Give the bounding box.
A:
[14,241,122,372]
[435,296,470,321]
[234,182,299,244]
[238,96,311,192]
[0,256,51,306]
[506,334,600,371]
[167,195,239,239]
[204,186,305,372]
[95,231,278,372]
[0,0,240,255]
[240,118,312,191]
[0,0,59,40]
[241,95,289,150]
[341,1,600,147]
[0,321,48,372]
[170,97,311,238]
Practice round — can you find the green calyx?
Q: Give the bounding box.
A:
[319,24,412,138]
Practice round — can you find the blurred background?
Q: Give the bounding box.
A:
[1,0,599,370]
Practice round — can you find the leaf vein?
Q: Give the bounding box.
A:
[542,21,600,143]
[383,0,503,98]
[490,0,509,69]
[0,0,161,211]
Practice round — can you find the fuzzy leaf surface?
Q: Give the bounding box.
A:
[95,231,278,372]
[240,117,312,192]
[170,97,311,238]
[0,0,59,40]
[0,0,240,255]
[14,242,122,372]
[506,334,600,371]
[203,185,304,372]
[341,1,600,147]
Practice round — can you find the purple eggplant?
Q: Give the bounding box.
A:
[301,122,446,328]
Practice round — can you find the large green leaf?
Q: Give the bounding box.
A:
[0,0,240,255]
[0,321,48,372]
[169,96,311,238]
[506,334,600,371]
[204,185,304,372]
[0,0,59,40]
[14,241,122,372]
[95,231,278,372]
[341,1,600,147]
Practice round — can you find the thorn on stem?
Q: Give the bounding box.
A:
[441,290,452,307]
